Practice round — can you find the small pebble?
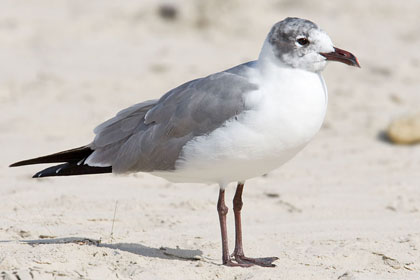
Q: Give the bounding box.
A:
[387,113,420,144]
[18,230,31,238]
[157,4,178,21]
[338,272,355,280]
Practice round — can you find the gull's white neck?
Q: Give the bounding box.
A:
[257,39,288,76]
[249,39,328,107]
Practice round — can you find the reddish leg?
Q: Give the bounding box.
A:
[217,187,251,267]
[231,182,278,267]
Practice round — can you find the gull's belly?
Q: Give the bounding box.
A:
[154,72,328,184]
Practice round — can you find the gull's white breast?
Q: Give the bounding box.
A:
[153,67,328,184]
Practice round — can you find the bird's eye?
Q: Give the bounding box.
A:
[297,38,309,46]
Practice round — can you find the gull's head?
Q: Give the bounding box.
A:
[262,17,360,72]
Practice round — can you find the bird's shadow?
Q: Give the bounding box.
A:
[100,242,203,261]
[2,237,203,262]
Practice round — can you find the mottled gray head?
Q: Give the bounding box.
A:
[263,17,359,72]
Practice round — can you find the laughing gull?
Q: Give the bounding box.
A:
[10,17,360,267]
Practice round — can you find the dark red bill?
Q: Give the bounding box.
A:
[320,47,360,68]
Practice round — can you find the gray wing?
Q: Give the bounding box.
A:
[86,62,258,173]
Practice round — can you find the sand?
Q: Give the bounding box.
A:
[1,0,420,279]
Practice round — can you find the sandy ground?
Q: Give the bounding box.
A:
[1,0,420,279]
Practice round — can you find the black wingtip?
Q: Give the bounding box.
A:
[10,161,26,167]
[31,163,67,178]
[9,146,93,168]
[32,163,112,178]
